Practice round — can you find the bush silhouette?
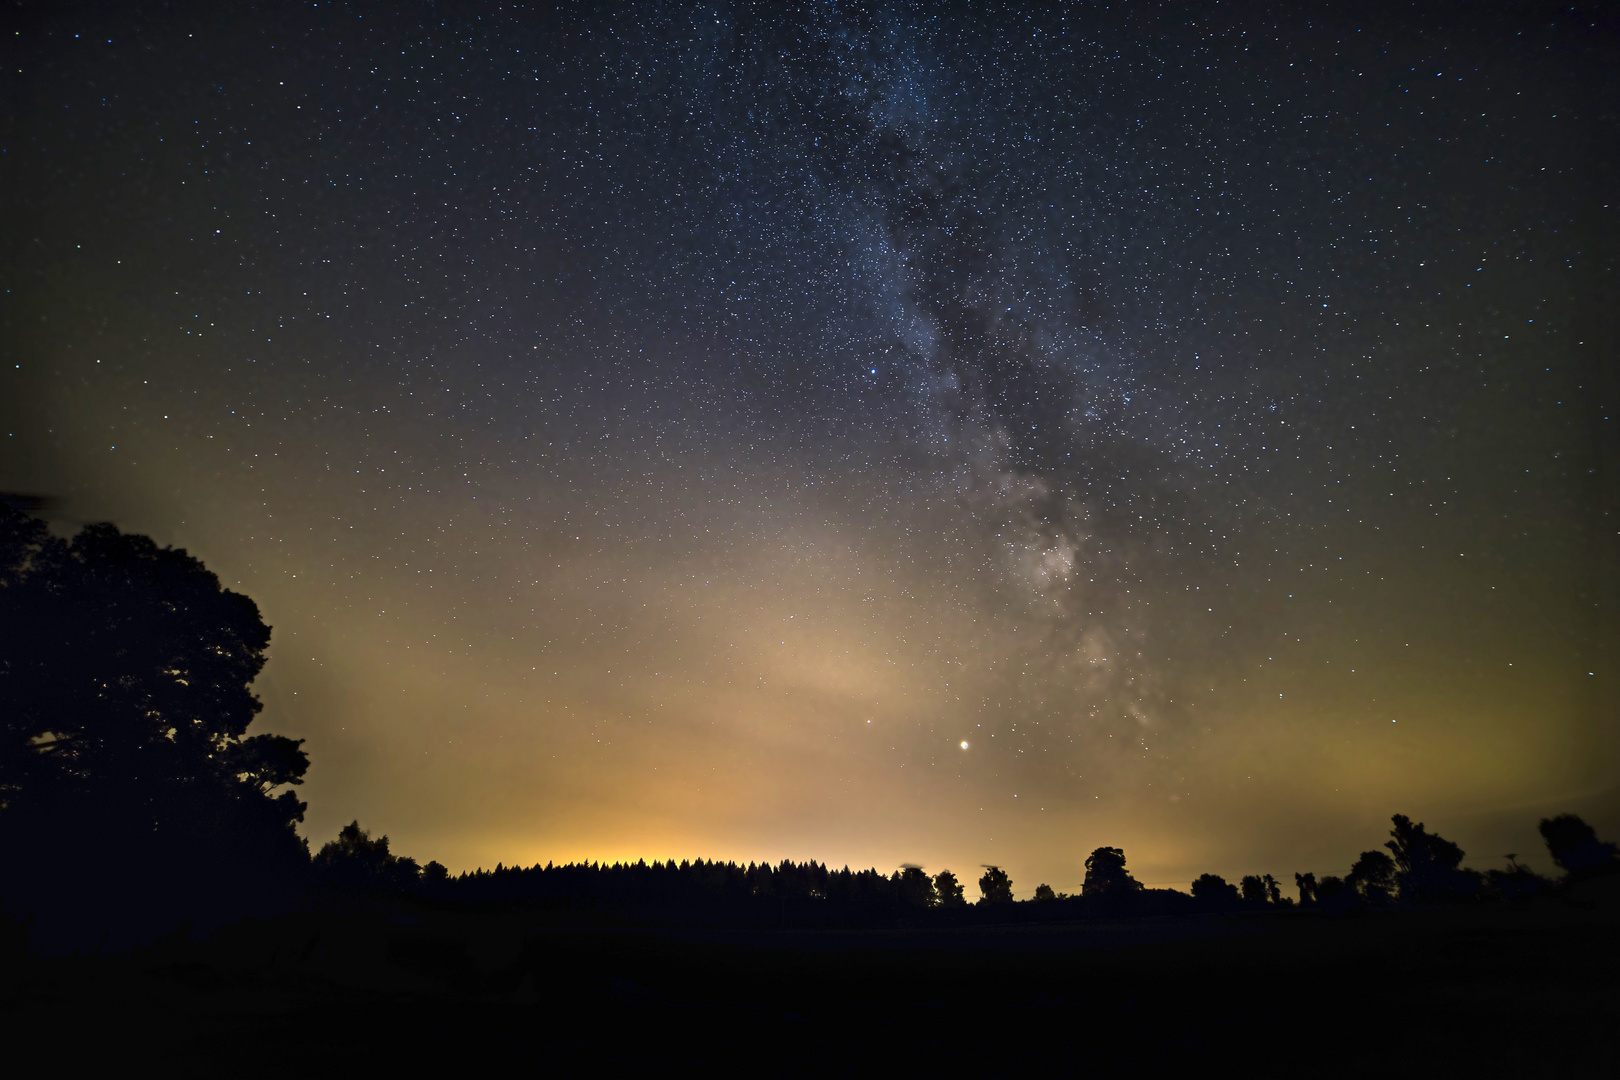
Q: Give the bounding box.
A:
[1486,856,1551,901]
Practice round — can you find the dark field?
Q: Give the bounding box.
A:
[4,884,1615,1076]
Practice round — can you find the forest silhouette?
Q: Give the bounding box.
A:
[3,506,1616,949]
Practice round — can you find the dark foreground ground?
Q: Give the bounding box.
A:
[3,883,1617,1076]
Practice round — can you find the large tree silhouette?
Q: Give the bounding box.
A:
[1385,814,1477,904]
[0,509,308,948]
[1538,815,1620,879]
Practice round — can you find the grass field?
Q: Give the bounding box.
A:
[4,879,1616,1076]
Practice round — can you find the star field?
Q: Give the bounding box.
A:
[2,2,1612,891]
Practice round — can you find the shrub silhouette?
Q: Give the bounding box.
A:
[1486,856,1550,901]
[0,509,308,949]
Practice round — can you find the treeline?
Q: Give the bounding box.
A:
[305,807,1619,928]
[3,508,1617,951]
[1185,810,1617,912]
[308,820,1195,924]
[315,819,990,923]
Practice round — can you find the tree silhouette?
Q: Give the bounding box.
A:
[1346,850,1397,905]
[933,869,966,907]
[1082,846,1142,897]
[0,509,309,948]
[1239,875,1267,904]
[1262,874,1284,905]
[978,865,1013,904]
[1485,855,1550,901]
[1191,873,1240,906]
[1538,815,1620,879]
[895,865,938,908]
[1033,883,1057,901]
[1294,872,1318,905]
[1386,814,1477,903]
[314,820,424,893]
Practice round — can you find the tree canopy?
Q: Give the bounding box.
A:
[1082,846,1141,897]
[1538,814,1620,878]
[895,866,938,908]
[978,865,1013,904]
[315,820,424,893]
[1347,850,1398,904]
[0,509,308,948]
[1190,873,1240,905]
[1385,814,1471,903]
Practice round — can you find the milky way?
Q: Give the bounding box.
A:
[4,3,1611,892]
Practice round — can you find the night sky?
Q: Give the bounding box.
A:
[4,2,1614,893]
